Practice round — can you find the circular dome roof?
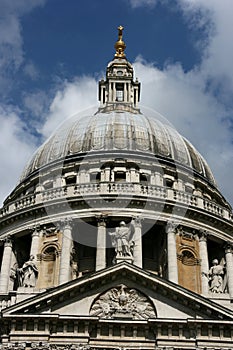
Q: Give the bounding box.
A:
[20,107,216,185]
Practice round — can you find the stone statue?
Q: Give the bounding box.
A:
[18,255,38,288]
[109,221,134,258]
[209,259,224,293]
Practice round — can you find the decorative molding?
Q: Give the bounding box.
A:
[166,221,178,234]
[90,284,156,319]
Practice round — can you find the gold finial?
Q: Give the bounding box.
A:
[114,25,126,58]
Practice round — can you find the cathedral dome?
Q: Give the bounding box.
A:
[20,106,216,186]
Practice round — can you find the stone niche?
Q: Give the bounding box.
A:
[36,228,62,289]
[176,231,201,294]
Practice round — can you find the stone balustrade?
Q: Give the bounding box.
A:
[0,182,232,221]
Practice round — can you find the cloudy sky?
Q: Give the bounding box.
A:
[0,0,233,207]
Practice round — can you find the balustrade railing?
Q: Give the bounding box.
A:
[0,182,231,221]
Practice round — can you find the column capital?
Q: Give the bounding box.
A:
[60,217,73,230]
[31,225,40,237]
[4,236,13,248]
[96,214,108,227]
[224,242,233,254]
[132,216,143,228]
[166,220,178,234]
[198,229,208,242]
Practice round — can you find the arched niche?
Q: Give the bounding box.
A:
[177,248,201,293]
[37,243,60,289]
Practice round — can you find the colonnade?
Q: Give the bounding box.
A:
[0,219,233,300]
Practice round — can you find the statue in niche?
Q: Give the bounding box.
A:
[18,255,38,288]
[209,259,225,293]
[109,220,134,258]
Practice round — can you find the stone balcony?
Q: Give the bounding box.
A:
[0,183,232,222]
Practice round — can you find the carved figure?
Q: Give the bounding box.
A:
[90,284,156,319]
[209,259,224,293]
[109,221,134,258]
[18,255,38,288]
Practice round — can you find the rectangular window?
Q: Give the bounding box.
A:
[116,83,124,102]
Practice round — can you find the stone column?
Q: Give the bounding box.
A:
[0,237,13,294]
[225,244,233,299]
[133,217,143,268]
[59,219,73,285]
[113,82,116,101]
[30,227,40,258]
[96,217,107,271]
[166,222,178,284]
[124,83,127,102]
[199,230,209,296]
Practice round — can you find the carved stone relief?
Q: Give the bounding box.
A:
[90,284,156,319]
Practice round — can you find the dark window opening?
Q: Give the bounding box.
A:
[116,83,124,102]
[115,171,126,182]
[65,175,76,185]
[140,173,149,184]
[165,178,174,188]
[90,172,100,183]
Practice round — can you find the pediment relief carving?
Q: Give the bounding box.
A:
[90,284,156,319]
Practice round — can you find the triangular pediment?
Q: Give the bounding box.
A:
[3,262,233,321]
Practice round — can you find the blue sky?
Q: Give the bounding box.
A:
[0,0,233,207]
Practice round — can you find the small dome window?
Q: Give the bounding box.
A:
[115,171,126,182]
[116,83,124,102]
[90,172,100,183]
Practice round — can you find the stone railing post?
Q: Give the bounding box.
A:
[59,218,73,285]
[0,237,13,294]
[166,221,178,284]
[198,230,209,296]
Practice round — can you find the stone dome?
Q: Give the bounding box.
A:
[20,106,216,186]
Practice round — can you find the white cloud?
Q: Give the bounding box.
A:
[23,91,49,118]
[23,62,39,80]
[41,77,98,138]
[134,59,233,205]
[178,0,233,89]
[0,0,47,205]
[129,0,157,8]
[127,0,233,205]
[0,105,37,204]
[0,0,46,69]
